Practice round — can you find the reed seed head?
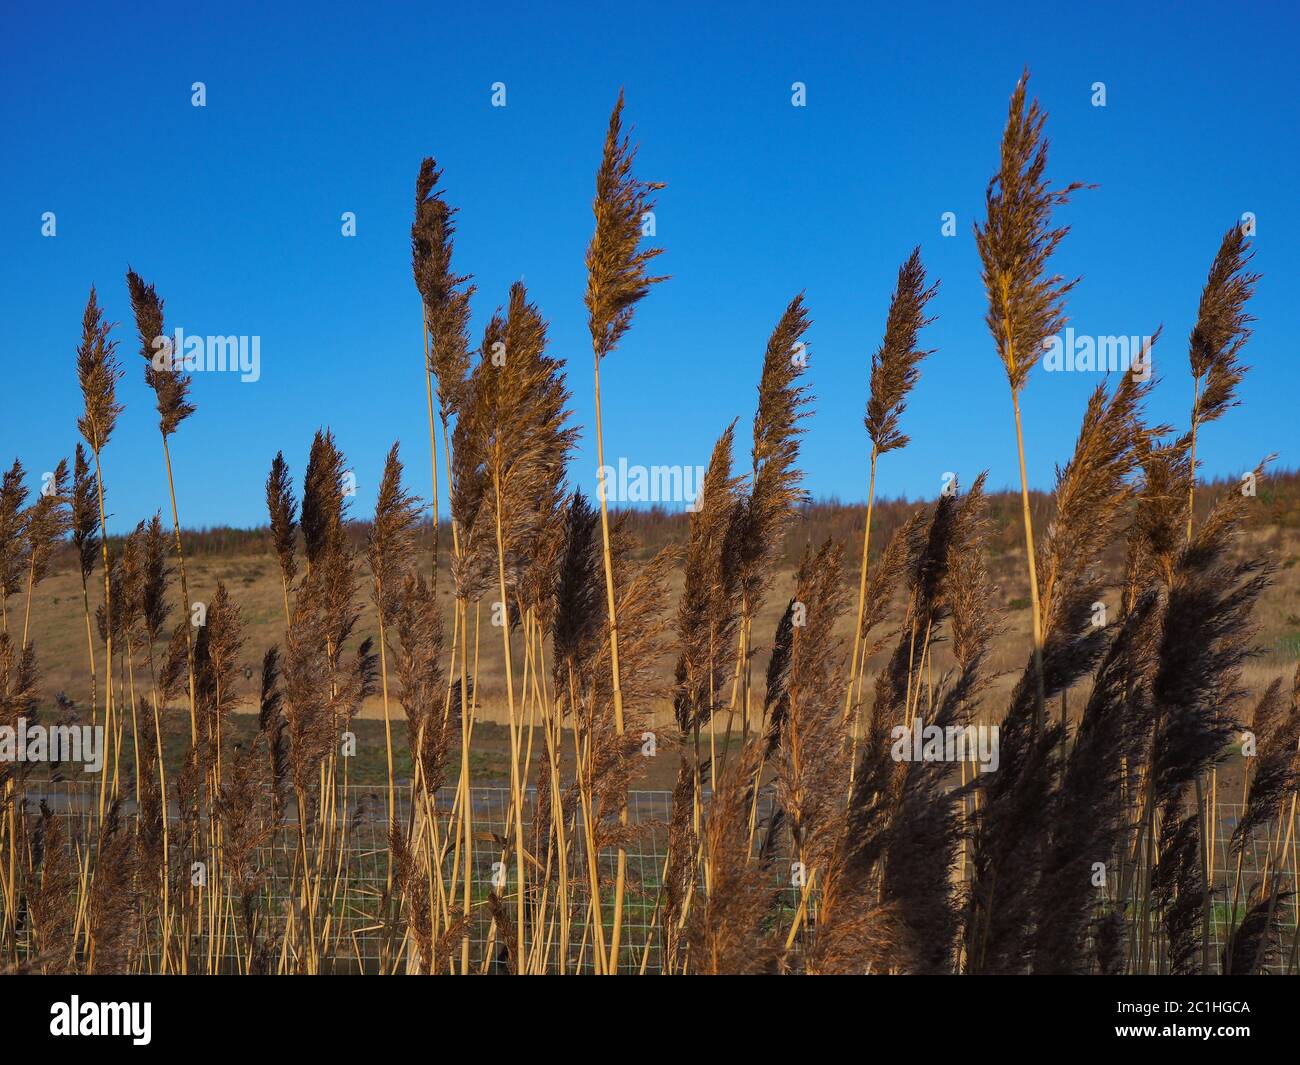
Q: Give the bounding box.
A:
[585,90,667,361]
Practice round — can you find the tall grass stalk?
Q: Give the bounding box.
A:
[584,91,665,970]
[844,250,936,770]
[127,271,199,745]
[975,72,1087,729]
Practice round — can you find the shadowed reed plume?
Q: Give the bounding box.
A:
[673,421,745,738]
[301,429,348,570]
[0,461,27,634]
[966,365,1153,973]
[1031,590,1159,973]
[266,452,298,625]
[767,540,852,959]
[1152,473,1272,813]
[687,742,780,974]
[29,804,77,973]
[882,478,998,974]
[842,480,988,974]
[217,733,275,973]
[1222,885,1292,976]
[1142,466,1273,973]
[70,444,101,710]
[257,645,289,825]
[87,800,140,973]
[725,294,815,822]
[1233,672,1300,853]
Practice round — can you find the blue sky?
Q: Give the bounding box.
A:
[2,1,1297,532]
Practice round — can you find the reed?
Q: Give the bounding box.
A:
[266,453,297,628]
[74,289,123,830]
[3,71,1294,980]
[127,270,199,746]
[845,249,937,741]
[0,462,27,638]
[412,157,474,595]
[368,444,423,832]
[1185,225,1258,542]
[975,71,1088,729]
[584,90,666,970]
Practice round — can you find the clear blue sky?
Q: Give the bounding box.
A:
[2,1,1296,533]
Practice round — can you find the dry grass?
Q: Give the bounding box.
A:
[1,74,1298,977]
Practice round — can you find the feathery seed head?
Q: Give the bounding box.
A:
[739,295,814,615]
[0,461,27,607]
[412,157,475,420]
[24,458,70,589]
[976,71,1089,392]
[76,287,124,452]
[1189,224,1259,426]
[266,451,298,587]
[585,90,667,360]
[865,248,939,454]
[368,442,423,622]
[71,444,100,581]
[301,429,349,567]
[127,269,196,436]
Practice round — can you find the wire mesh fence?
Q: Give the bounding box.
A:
[8,781,678,973]
[1207,801,1298,971]
[5,781,1298,973]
